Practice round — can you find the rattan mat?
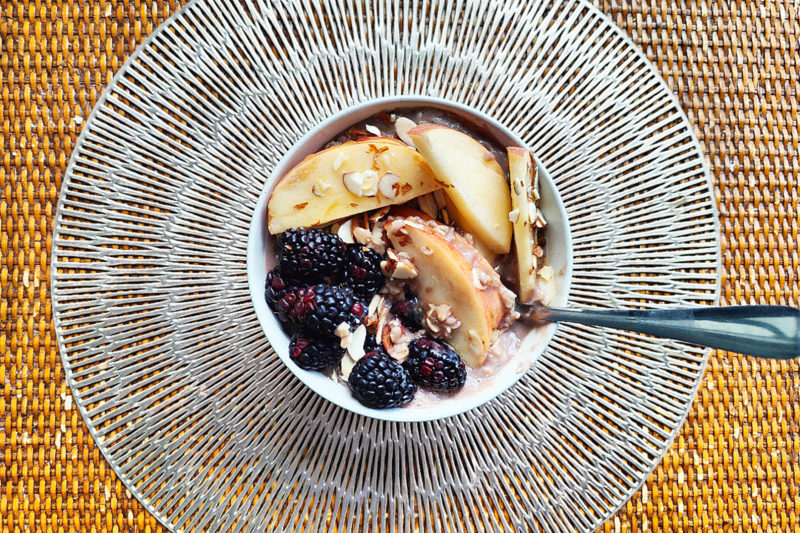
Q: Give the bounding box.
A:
[1,0,798,531]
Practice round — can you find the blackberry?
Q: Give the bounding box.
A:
[265,266,301,313]
[348,350,417,409]
[278,228,347,283]
[364,333,385,355]
[278,284,367,335]
[392,297,424,330]
[404,338,467,392]
[288,330,344,370]
[344,244,384,297]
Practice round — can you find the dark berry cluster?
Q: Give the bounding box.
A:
[266,227,468,410]
[404,338,467,391]
[289,331,344,370]
[277,284,366,335]
[344,245,385,297]
[265,267,300,312]
[278,228,347,283]
[348,350,417,409]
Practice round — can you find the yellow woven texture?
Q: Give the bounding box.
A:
[1,0,798,531]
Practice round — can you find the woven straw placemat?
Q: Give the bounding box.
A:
[1,0,797,531]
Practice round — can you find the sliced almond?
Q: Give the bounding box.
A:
[332,151,348,171]
[343,171,364,196]
[534,211,547,228]
[369,206,391,222]
[394,117,417,146]
[347,325,368,360]
[528,205,538,225]
[312,180,330,197]
[337,218,355,243]
[361,171,379,196]
[340,355,356,381]
[508,208,520,223]
[342,170,379,197]
[375,304,389,344]
[433,189,447,208]
[365,124,382,137]
[417,193,438,218]
[378,172,400,199]
[367,294,382,317]
[467,329,484,357]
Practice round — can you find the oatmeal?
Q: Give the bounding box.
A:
[264,107,553,409]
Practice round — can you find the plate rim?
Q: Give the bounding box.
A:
[50,0,722,530]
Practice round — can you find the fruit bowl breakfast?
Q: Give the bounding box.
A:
[247,97,571,421]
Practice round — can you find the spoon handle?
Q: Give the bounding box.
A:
[526,305,800,359]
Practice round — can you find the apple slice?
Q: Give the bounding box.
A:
[507,147,542,303]
[407,124,512,254]
[386,216,510,367]
[267,139,444,234]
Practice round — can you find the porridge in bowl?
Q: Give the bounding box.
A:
[264,107,556,410]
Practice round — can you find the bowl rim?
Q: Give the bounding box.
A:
[246,95,573,422]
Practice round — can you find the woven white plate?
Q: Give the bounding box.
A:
[51,0,720,531]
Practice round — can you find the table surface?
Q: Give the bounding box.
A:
[1,0,798,531]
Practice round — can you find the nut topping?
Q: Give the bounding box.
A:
[381,248,418,279]
[347,325,368,360]
[312,180,330,197]
[334,322,353,349]
[378,172,400,199]
[467,329,483,356]
[508,208,520,223]
[336,218,355,243]
[343,169,379,197]
[332,151,347,171]
[394,117,417,146]
[513,178,523,196]
[417,193,438,218]
[472,269,492,289]
[422,303,461,338]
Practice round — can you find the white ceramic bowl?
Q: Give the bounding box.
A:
[247,96,572,422]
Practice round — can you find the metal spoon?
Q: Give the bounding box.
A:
[516,304,800,359]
